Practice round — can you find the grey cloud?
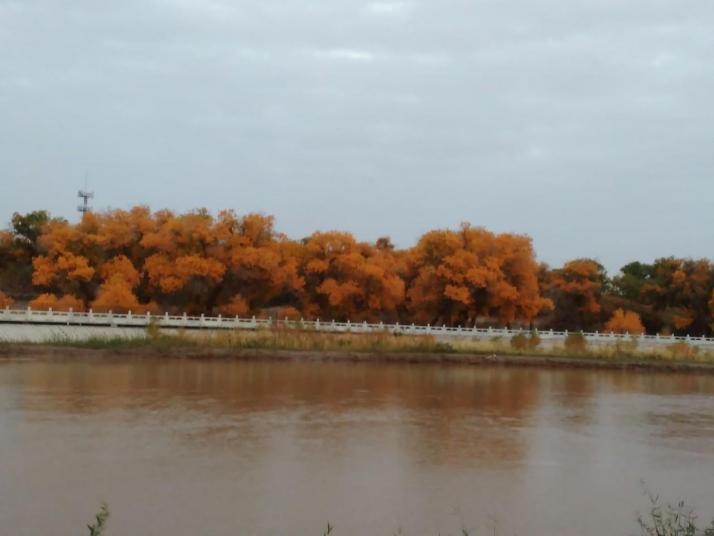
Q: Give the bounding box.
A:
[1,0,712,273]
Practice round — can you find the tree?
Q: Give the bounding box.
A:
[11,211,50,255]
[91,275,144,313]
[0,291,14,308]
[140,210,229,314]
[405,224,551,326]
[29,293,85,312]
[220,212,304,316]
[1,205,711,333]
[604,308,645,335]
[298,231,405,321]
[638,257,713,335]
[544,259,606,331]
[612,261,655,301]
[0,211,54,295]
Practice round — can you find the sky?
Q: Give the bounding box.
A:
[1,0,712,274]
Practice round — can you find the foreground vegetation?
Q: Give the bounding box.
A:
[1,209,712,337]
[24,326,713,365]
[83,493,714,535]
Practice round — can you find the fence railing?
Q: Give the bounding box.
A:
[1,307,713,348]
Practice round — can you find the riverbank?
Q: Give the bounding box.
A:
[2,329,714,373]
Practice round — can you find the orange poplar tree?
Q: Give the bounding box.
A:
[544,259,606,331]
[405,224,551,326]
[29,293,85,312]
[603,308,645,335]
[2,206,711,335]
[0,291,14,309]
[298,231,405,322]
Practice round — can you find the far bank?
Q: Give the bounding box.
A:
[2,328,714,374]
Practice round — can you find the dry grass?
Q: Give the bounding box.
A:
[165,327,456,354]
[35,326,714,364]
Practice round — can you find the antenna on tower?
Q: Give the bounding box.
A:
[78,173,94,217]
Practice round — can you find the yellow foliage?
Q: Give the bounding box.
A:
[14,206,709,335]
[406,224,550,325]
[90,275,142,313]
[217,295,250,317]
[604,308,645,335]
[0,291,14,309]
[99,255,140,288]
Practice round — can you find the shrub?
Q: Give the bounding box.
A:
[667,342,699,361]
[87,503,109,536]
[564,331,587,354]
[145,321,161,340]
[510,331,541,351]
[613,338,639,357]
[638,491,714,536]
[510,333,528,350]
[276,306,302,321]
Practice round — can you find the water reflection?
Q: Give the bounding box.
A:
[1,357,714,536]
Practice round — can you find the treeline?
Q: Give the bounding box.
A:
[0,208,712,336]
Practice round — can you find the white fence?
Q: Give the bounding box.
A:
[1,307,713,349]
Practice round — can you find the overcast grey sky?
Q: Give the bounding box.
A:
[1,0,712,273]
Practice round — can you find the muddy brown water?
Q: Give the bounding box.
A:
[1,356,713,536]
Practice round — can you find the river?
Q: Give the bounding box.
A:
[1,356,713,535]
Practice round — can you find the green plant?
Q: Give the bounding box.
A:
[638,490,714,536]
[86,503,109,536]
[145,320,161,339]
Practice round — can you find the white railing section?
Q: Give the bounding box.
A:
[1,307,713,348]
